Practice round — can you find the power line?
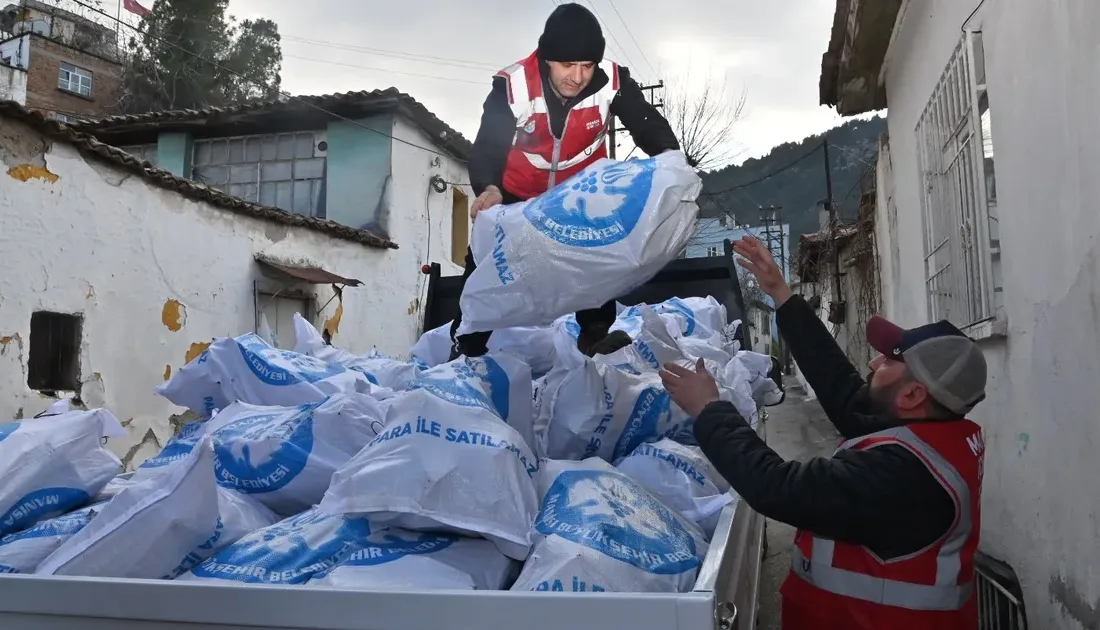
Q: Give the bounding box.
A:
[604,0,657,79]
[581,0,640,78]
[280,35,498,72]
[68,0,471,162]
[703,141,824,195]
[283,54,488,86]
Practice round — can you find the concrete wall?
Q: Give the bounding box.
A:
[0,34,30,69]
[0,114,461,468]
[878,1,1100,626]
[0,62,26,104]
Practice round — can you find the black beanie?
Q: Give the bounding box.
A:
[537,3,605,63]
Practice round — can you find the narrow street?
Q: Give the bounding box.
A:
[758,385,841,630]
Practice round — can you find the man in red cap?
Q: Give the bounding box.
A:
[449,2,681,361]
[660,235,988,630]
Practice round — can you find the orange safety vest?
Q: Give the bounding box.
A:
[496,51,620,200]
[781,421,984,630]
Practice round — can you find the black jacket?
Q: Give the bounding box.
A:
[468,63,680,198]
[693,295,957,560]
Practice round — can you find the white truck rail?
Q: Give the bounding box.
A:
[0,420,767,630]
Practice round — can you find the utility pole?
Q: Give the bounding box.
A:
[610,80,665,160]
[822,135,845,323]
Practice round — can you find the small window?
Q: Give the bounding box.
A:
[58,62,92,97]
[451,188,470,266]
[706,245,720,257]
[28,312,82,392]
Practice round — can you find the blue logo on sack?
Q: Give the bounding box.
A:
[331,532,457,568]
[536,469,699,575]
[140,421,207,469]
[0,487,91,535]
[524,158,657,248]
[660,298,698,337]
[409,357,511,421]
[562,316,581,340]
[191,509,371,584]
[0,421,19,444]
[212,403,319,494]
[613,387,670,460]
[236,334,345,386]
[0,502,100,544]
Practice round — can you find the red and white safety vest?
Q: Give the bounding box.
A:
[781,421,984,630]
[495,51,620,200]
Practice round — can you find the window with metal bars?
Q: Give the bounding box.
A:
[191,132,327,218]
[118,143,157,165]
[27,312,82,393]
[915,31,1003,328]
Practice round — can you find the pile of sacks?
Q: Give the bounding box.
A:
[0,294,780,594]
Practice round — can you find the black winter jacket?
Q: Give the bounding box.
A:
[468,63,680,198]
[693,295,958,561]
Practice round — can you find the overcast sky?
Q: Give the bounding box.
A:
[215,0,845,166]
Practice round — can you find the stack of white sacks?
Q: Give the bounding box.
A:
[0,154,783,593]
[0,297,780,592]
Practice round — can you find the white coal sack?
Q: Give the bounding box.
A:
[36,437,222,579]
[293,314,421,392]
[615,439,733,539]
[0,502,105,574]
[457,152,702,335]
[320,355,539,561]
[179,507,373,585]
[0,409,125,535]
[511,458,708,593]
[205,394,385,516]
[156,333,372,416]
[310,529,517,590]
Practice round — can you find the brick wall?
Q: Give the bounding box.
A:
[24,34,122,120]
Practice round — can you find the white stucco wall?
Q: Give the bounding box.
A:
[879,1,1100,626]
[0,63,27,104]
[0,34,31,70]
[387,116,471,328]
[0,115,455,468]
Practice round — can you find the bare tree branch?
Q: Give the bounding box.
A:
[664,69,747,172]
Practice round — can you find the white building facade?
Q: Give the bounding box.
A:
[821,1,1100,627]
[0,101,469,468]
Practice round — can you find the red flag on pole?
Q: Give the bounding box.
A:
[122,0,151,17]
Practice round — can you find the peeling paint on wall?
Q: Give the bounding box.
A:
[163,364,172,381]
[184,341,210,364]
[407,298,418,315]
[7,163,59,183]
[323,295,344,338]
[120,428,161,470]
[161,299,186,332]
[0,333,20,356]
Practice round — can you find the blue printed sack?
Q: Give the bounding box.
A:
[0,409,125,536]
[310,529,516,590]
[205,394,385,515]
[511,457,708,593]
[456,151,702,335]
[320,354,539,561]
[156,333,374,416]
[0,502,105,573]
[179,507,372,585]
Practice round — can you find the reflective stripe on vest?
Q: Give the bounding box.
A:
[792,425,974,611]
[497,57,617,172]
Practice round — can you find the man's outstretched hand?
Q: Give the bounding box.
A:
[660,358,721,418]
[733,235,793,307]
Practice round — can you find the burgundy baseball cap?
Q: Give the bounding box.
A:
[867,315,988,415]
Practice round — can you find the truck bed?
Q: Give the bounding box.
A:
[0,241,766,630]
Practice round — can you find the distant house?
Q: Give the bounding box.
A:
[75,88,474,274]
[820,0,1100,626]
[0,0,122,121]
[0,97,470,464]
